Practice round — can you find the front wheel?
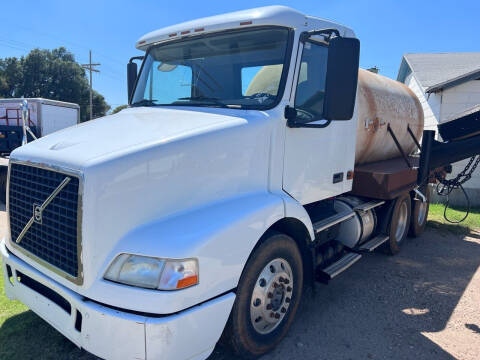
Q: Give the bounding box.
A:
[224,232,303,359]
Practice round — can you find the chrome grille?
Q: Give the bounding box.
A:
[8,162,81,279]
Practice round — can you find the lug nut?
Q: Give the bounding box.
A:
[275,313,280,319]
[281,307,286,313]
[267,292,273,298]
[278,277,284,283]
[284,279,290,285]
[266,304,272,310]
[273,282,279,288]
[270,312,275,318]
[287,286,292,292]
[285,297,291,303]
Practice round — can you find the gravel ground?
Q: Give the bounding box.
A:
[210,227,480,360]
[1,204,479,360]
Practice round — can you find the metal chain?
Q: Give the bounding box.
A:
[433,155,480,223]
[436,155,480,192]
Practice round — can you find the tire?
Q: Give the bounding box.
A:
[409,186,430,237]
[224,232,303,359]
[383,193,411,255]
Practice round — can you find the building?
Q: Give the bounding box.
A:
[397,52,480,206]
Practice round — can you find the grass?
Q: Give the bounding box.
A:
[427,203,480,235]
[0,204,478,359]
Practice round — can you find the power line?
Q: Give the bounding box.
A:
[81,50,100,120]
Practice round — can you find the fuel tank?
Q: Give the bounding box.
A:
[355,69,424,165]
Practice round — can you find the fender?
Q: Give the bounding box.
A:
[85,191,289,314]
[280,192,315,241]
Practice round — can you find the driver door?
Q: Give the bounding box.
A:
[283,40,357,205]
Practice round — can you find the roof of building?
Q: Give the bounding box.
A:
[397,52,480,93]
[135,6,355,50]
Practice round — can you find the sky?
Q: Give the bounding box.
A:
[2,0,479,111]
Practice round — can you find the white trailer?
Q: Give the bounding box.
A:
[1,6,479,360]
[0,98,80,201]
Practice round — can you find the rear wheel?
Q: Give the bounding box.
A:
[409,187,430,237]
[383,193,411,255]
[224,232,303,359]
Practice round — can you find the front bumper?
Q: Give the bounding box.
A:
[1,240,235,360]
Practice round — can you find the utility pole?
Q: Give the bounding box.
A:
[81,50,100,120]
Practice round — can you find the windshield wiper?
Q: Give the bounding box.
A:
[130,99,158,107]
[176,96,229,108]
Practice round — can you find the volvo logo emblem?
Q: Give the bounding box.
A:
[16,176,72,244]
[33,203,43,224]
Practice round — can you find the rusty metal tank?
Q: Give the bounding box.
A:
[355,69,424,165]
[246,66,424,165]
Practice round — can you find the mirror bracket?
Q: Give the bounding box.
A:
[299,28,341,43]
[285,106,332,129]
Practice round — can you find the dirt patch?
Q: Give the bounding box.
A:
[212,229,480,360]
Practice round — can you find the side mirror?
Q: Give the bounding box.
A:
[323,36,360,120]
[127,61,138,103]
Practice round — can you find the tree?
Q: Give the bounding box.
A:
[0,47,110,121]
[111,104,128,114]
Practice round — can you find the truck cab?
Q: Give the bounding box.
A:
[1,6,446,360]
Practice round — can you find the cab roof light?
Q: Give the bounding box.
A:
[240,21,252,26]
[138,40,146,45]
[194,27,205,32]
[181,30,191,35]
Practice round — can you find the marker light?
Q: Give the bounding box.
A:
[104,254,199,290]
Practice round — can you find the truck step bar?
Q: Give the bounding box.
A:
[312,200,385,235]
[358,235,389,252]
[354,200,385,212]
[313,210,355,233]
[317,252,362,282]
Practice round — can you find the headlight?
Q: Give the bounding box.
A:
[104,254,199,290]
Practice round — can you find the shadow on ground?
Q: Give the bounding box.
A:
[427,219,474,236]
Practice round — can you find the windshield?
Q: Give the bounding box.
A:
[131,27,291,109]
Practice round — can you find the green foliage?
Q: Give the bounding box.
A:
[427,203,480,235]
[111,104,128,114]
[0,47,110,122]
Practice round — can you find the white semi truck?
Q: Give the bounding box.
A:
[2,6,479,360]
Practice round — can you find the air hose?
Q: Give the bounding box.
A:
[434,155,480,223]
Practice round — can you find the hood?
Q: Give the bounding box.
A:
[11,106,248,169]
[8,105,276,295]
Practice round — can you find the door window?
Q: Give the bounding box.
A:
[294,42,329,122]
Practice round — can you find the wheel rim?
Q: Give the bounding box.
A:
[395,201,409,241]
[250,258,293,335]
[417,201,428,225]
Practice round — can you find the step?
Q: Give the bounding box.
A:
[354,200,385,212]
[358,235,389,252]
[318,252,362,281]
[313,209,355,233]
